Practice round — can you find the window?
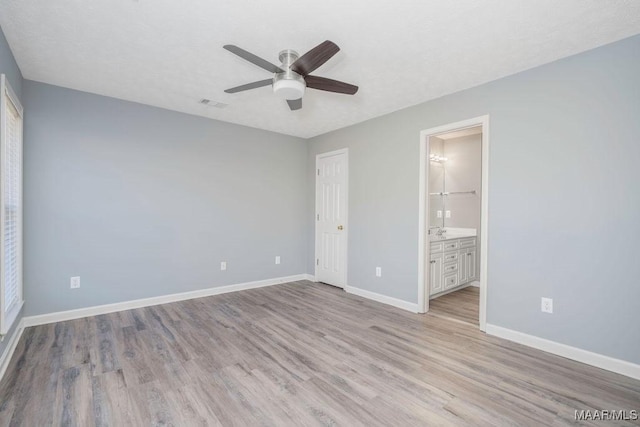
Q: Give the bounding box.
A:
[0,74,23,335]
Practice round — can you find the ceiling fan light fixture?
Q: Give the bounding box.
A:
[273,78,305,100]
[223,41,358,110]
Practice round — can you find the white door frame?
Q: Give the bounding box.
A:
[418,115,490,331]
[314,148,349,287]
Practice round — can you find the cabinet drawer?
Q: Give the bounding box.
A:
[460,238,476,248]
[443,251,458,263]
[430,242,444,253]
[443,262,458,274]
[443,240,459,251]
[444,273,459,290]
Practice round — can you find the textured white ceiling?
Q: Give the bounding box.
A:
[1,0,639,138]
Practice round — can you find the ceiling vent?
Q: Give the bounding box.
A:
[199,99,228,108]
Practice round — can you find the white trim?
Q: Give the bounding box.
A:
[22,274,308,327]
[0,317,25,382]
[417,136,427,312]
[314,148,349,288]
[302,274,316,282]
[479,119,490,331]
[486,324,640,380]
[418,115,490,332]
[0,74,23,115]
[345,285,419,313]
[0,74,24,335]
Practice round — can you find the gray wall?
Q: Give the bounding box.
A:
[0,26,23,360]
[0,27,21,100]
[23,81,308,316]
[307,35,640,364]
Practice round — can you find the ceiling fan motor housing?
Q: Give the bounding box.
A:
[273,50,306,100]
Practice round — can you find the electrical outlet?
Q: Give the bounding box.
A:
[541,297,553,313]
[275,256,281,265]
[437,210,443,218]
[220,261,227,271]
[70,276,81,289]
[375,267,382,277]
[445,210,451,218]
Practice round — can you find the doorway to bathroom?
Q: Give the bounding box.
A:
[418,116,489,331]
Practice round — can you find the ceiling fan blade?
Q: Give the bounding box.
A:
[224,79,273,94]
[291,40,340,76]
[223,45,284,74]
[305,75,358,95]
[287,98,302,111]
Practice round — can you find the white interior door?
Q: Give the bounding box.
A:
[315,150,348,288]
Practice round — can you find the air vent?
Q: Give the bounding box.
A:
[199,99,228,108]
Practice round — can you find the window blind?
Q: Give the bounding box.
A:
[3,95,21,314]
[0,75,23,335]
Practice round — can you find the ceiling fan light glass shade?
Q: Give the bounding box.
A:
[273,79,305,100]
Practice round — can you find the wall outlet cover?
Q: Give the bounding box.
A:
[221,261,227,271]
[541,297,553,313]
[275,256,281,265]
[70,276,81,289]
[375,267,382,277]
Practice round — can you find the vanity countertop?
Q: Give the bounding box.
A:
[429,231,476,242]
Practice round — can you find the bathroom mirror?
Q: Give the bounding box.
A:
[429,160,445,229]
[428,128,482,232]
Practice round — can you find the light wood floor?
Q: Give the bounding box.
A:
[429,286,480,326]
[1,281,639,426]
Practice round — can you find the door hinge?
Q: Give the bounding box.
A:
[316,259,319,265]
[317,169,320,176]
[317,214,319,220]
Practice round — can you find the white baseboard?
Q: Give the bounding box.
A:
[0,318,25,383]
[486,324,640,380]
[301,274,316,282]
[345,286,419,313]
[470,280,480,287]
[23,274,309,328]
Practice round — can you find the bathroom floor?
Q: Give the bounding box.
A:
[429,286,479,326]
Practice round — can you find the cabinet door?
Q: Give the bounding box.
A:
[466,248,477,281]
[444,273,459,290]
[458,249,467,284]
[429,253,443,295]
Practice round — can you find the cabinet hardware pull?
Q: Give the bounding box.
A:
[430,260,436,264]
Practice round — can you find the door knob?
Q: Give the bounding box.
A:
[337,225,344,230]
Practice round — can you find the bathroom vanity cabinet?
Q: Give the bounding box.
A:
[429,236,477,297]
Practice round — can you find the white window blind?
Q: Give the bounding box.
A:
[0,74,23,335]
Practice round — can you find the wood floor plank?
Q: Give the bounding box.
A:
[430,286,480,326]
[1,281,638,426]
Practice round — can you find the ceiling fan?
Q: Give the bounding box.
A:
[222,40,358,111]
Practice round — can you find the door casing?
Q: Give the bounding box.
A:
[418,116,490,331]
